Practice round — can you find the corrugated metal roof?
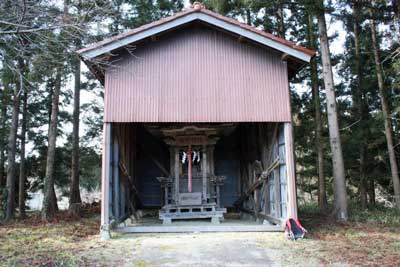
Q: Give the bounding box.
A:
[104,26,291,123]
[78,5,315,59]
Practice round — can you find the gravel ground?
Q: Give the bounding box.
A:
[80,232,321,267]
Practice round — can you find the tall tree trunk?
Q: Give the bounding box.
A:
[5,63,23,221]
[42,70,62,221]
[18,91,28,218]
[353,2,368,209]
[44,80,59,215]
[0,85,8,189]
[246,8,251,26]
[277,0,285,38]
[316,3,348,220]
[368,179,376,205]
[393,0,400,41]
[307,14,326,210]
[69,56,82,211]
[0,83,10,216]
[369,8,400,209]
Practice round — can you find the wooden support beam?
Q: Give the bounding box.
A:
[174,147,180,205]
[100,123,112,240]
[234,158,280,207]
[284,122,298,218]
[259,212,285,228]
[169,147,175,177]
[274,159,281,218]
[260,123,278,215]
[238,205,257,219]
[209,146,215,175]
[258,123,268,169]
[208,146,218,205]
[169,147,175,206]
[238,206,284,228]
[254,188,261,220]
[120,182,125,219]
[262,179,269,215]
[267,123,279,166]
[164,183,168,206]
[113,133,120,219]
[202,144,208,203]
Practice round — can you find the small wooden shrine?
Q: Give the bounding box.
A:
[148,124,236,224]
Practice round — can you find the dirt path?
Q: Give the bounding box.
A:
[4,211,398,266]
[80,232,321,267]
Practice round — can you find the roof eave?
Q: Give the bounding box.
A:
[77,12,314,63]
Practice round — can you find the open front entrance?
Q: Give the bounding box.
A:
[101,122,297,233]
[151,124,235,224]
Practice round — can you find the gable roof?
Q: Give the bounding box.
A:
[77,3,315,62]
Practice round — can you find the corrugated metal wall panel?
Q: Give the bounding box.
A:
[135,125,169,207]
[104,25,291,123]
[214,130,240,207]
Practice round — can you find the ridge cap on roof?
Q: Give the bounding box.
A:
[77,3,315,58]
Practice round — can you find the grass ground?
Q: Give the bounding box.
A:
[0,204,399,266]
[296,204,400,267]
[0,212,100,267]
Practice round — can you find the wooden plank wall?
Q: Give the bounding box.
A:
[110,123,138,223]
[237,122,289,223]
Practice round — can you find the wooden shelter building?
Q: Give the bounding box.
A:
[77,2,315,239]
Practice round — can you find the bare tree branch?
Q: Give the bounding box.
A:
[0,24,81,35]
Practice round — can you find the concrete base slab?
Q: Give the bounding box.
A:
[115,214,283,234]
[211,216,220,224]
[163,218,172,225]
[115,224,281,233]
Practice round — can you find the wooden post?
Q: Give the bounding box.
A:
[274,129,281,218]
[254,188,260,220]
[202,145,208,203]
[208,146,216,204]
[169,146,176,205]
[164,183,168,205]
[169,147,175,205]
[101,123,112,240]
[112,132,120,220]
[120,183,125,219]
[284,122,298,218]
[188,145,192,193]
[209,146,215,175]
[259,123,269,215]
[263,180,269,215]
[174,147,179,205]
[169,147,175,177]
[274,165,281,218]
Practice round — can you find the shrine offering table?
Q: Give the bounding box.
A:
[159,202,226,225]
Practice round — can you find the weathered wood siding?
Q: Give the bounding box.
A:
[104,25,291,123]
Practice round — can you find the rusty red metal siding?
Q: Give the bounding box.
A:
[104,26,291,122]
